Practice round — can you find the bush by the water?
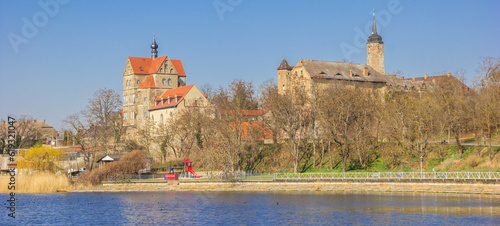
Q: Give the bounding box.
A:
[78,150,148,185]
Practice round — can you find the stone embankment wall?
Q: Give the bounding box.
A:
[90,180,500,195]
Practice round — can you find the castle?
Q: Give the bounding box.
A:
[122,36,211,137]
[277,12,463,95]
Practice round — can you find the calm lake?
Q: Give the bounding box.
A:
[2,191,500,225]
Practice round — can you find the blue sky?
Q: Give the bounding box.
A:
[1,0,499,130]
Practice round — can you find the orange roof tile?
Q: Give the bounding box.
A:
[171,59,186,76]
[137,75,156,89]
[149,84,194,110]
[240,122,273,141]
[128,56,167,74]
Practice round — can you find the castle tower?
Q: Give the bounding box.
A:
[277,58,293,94]
[367,10,385,74]
[151,35,158,59]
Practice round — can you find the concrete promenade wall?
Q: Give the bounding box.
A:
[93,180,500,194]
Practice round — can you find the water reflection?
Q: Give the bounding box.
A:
[2,191,499,225]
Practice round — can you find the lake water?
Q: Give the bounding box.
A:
[2,191,500,225]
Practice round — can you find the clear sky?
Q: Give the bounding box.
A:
[1,0,499,130]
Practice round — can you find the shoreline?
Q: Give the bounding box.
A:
[71,180,500,195]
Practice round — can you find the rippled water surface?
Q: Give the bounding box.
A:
[2,191,500,225]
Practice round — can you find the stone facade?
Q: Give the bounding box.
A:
[367,42,384,74]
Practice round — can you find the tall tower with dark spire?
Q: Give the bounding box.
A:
[367,10,385,74]
[151,35,158,59]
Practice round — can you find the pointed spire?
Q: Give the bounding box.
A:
[151,34,158,59]
[372,9,377,35]
[277,58,292,70]
[367,10,383,44]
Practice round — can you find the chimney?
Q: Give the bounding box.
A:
[447,72,451,77]
[401,76,405,79]
[363,67,368,76]
[349,70,353,77]
[424,74,428,79]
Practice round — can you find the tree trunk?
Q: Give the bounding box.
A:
[313,138,316,169]
[328,141,332,170]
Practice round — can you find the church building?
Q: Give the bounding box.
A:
[122,37,211,136]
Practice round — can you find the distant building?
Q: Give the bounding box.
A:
[277,11,468,96]
[278,11,395,96]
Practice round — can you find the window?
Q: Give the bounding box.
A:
[139,66,143,71]
[160,114,163,123]
[282,85,285,90]
[144,112,147,118]
[164,64,167,72]
[124,96,127,103]
[131,94,135,103]
[301,70,303,76]
[131,112,135,120]
[144,97,147,103]
[168,79,172,86]
[137,80,140,85]
[124,112,127,120]
[162,78,166,85]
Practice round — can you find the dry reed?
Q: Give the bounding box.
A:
[0,172,72,193]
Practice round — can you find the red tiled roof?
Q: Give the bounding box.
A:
[149,84,194,110]
[241,122,273,141]
[137,75,156,89]
[171,59,186,77]
[128,56,167,74]
[408,74,473,93]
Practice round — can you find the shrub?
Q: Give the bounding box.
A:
[78,150,148,185]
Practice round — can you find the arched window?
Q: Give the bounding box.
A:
[282,85,285,90]
[170,68,173,73]
[162,78,166,85]
[168,78,172,86]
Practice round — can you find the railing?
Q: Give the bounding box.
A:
[274,172,500,180]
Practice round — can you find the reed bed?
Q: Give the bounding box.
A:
[0,172,72,193]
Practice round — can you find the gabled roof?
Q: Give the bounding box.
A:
[171,59,186,77]
[96,154,124,163]
[128,55,167,74]
[300,60,394,84]
[137,75,156,89]
[149,84,194,110]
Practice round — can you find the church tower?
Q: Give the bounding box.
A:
[367,11,385,74]
[277,58,293,94]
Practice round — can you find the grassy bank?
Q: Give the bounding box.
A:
[0,172,72,193]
